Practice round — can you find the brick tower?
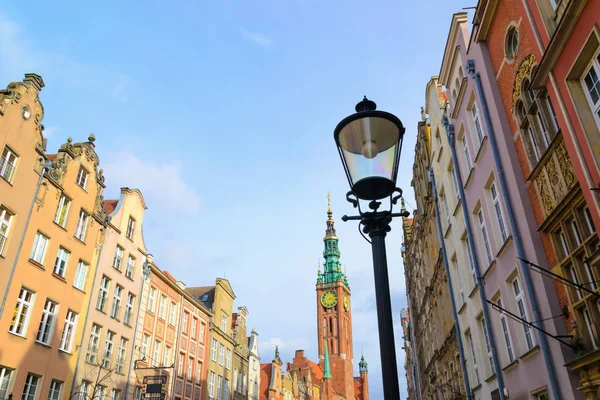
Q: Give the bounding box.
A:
[316,194,355,399]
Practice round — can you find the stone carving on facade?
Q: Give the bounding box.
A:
[511,54,537,112]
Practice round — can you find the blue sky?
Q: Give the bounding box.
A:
[1,1,473,398]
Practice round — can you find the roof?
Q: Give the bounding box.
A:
[259,364,272,400]
[103,199,118,215]
[308,361,323,382]
[186,286,216,310]
[162,270,177,283]
[47,154,57,161]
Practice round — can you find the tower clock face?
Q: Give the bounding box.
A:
[321,290,338,308]
[344,293,349,311]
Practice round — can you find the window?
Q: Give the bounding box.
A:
[208,372,215,398]
[126,217,135,239]
[116,338,127,373]
[583,307,598,349]
[224,378,229,400]
[76,166,88,189]
[546,95,558,131]
[225,348,231,369]
[0,367,13,400]
[466,332,480,386]
[211,339,218,361]
[582,51,600,128]
[182,311,189,334]
[0,147,17,182]
[566,264,583,300]
[536,111,550,146]
[54,195,71,228]
[512,277,535,351]
[0,207,12,255]
[191,318,197,339]
[111,389,121,400]
[221,315,227,331]
[465,238,477,287]
[568,217,583,246]
[21,374,39,400]
[74,210,89,241]
[451,257,465,304]
[196,361,202,384]
[583,206,596,234]
[78,382,91,400]
[462,137,473,172]
[219,344,225,365]
[102,331,115,368]
[187,357,194,380]
[97,276,110,312]
[30,232,49,264]
[480,318,495,374]
[535,391,550,400]
[153,340,162,367]
[48,380,62,400]
[451,167,460,200]
[97,386,107,400]
[164,346,172,367]
[111,285,123,319]
[141,334,150,357]
[53,247,70,277]
[124,293,135,326]
[126,255,135,279]
[87,324,101,364]
[113,246,124,270]
[159,295,167,320]
[73,261,88,290]
[148,287,156,312]
[60,310,78,352]
[36,299,58,345]
[10,287,34,335]
[133,387,142,400]
[217,375,223,400]
[498,299,515,363]
[527,124,542,162]
[441,193,450,222]
[169,302,176,325]
[478,210,493,264]
[177,354,184,377]
[490,183,508,243]
[471,102,485,145]
[199,323,205,343]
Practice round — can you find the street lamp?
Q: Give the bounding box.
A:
[334,96,408,400]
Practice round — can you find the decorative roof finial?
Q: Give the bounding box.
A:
[327,191,333,221]
[325,192,336,238]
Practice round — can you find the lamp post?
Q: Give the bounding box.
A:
[334,96,408,400]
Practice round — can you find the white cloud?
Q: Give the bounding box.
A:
[43,126,58,139]
[259,337,311,361]
[103,151,201,214]
[238,27,273,47]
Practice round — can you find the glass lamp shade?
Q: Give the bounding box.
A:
[334,106,404,201]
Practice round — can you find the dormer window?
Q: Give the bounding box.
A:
[202,294,209,302]
[76,167,88,189]
[126,217,135,240]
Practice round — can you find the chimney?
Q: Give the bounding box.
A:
[23,73,45,92]
[294,350,304,360]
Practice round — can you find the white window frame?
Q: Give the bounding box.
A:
[126,255,135,279]
[581,51,600,130]
[177,354,184,377]
[471,102,485,145]
[126,217,135,239]
[153,340,162,367]
[111,285,123,319]
[30,232,49,265]
[0,146,18,182]
[53,247,70,277]
[451,257,465,304]
[48,380,63,400]
[211,339,218,361]
[526,124,542,162]
[60,310,78,353]
[199,323,205,343]
[583,307,598,349]
[22,374,39,400]
[10,287,35,336]
[78,382,91,400]
[567,264,584,300]
[535,110,550,146]
[73,261,89,291]
[124,293,135,326]
[36,299,58,345]
[102,331,115,368]
[164,346,172,367]
[182,311,189,334]
[159,295,167,320]
[148,287,157,312]
[225,348,231,369]
[546,95,559,131]
[113,246,123,271]
[224,378,229,400]
[512,277,535,351]
[219,344,225,366]
[480,318,495,375]
[209,372,215,398]
[54,195,71,228]
[451,167,460,201]
[74,210,89,241]
[462,136,473,172]
[97,276,110,312]
[221,315,227,331]
[217,375,223,400]
[0,207,12,256]
[141,334,150,357]
[497,299,515,363]
[111,389,121,400]
[169,302,176,326]
[76,166,88,189]
[477,210,493,264]
[466,331,480,386]
[196,361,202,384]
[187,357,193,381]
[490,183,508,243]
[191,318,197,339]
[87,324,101,364]
[0,367,13,400]
[465,238,477,287]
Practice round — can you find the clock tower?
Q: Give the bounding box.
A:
[316,194,355,399]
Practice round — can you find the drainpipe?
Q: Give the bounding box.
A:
[124,257,153,400]
[69,217,108,397]
[441,116,507,399]
[466,59,561,400]
[0,159,51,319]
[427,167,472,400]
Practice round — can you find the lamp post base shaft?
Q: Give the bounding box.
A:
[370,233,401,400]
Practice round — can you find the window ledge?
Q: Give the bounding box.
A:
[35,340,52,348]
[52,272,67,283]
[74,236,86,245]
[28,258,45,270]
[464,167,475,189]
[482,260,497,279]
[53,221,68,232]
[8,331,27,340]
[474,136,488,163]
[496,236,513,259]
[502,359,519,372]
[58,348,73,355]
[72,286,86,294]
[471,383,482,392]
[458,302,467,314]
[484,373,497,383]
[0,176,14,186]
[468,284,479,299]
[520,345,540,361]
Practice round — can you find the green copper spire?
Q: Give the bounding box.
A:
[359,355,368,373]
[318,193,347,285]
[323,342,333,379]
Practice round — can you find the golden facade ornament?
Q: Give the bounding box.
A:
[511,54,537,112]
[556,141,576,189]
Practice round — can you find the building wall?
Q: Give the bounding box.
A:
[232,306,250,400]
[0,133,106,400]
[247,328,261,400]
[71,188,148,399]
